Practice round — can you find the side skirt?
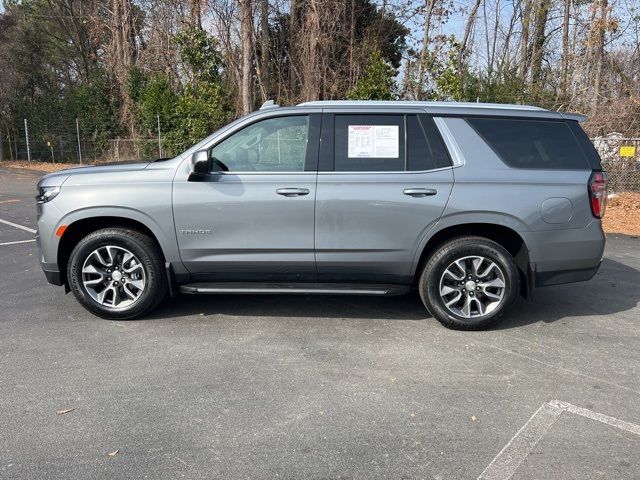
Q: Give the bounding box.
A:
[179,282,411,296]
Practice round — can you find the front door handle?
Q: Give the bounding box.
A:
[276,188,310,197]
[403,188,437,197]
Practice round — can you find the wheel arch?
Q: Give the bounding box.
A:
[57,216,167,287]
[413,222,532,298]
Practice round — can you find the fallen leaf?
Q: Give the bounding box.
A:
[108,450,119,457]
[56,408,75,415]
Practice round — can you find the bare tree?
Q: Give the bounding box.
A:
[458,0,482,72]
[592,0,608,114]
[239,0,253,114]
[560,0,571,94]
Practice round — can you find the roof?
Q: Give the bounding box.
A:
[294,100,586,122]
[298,100,547,111]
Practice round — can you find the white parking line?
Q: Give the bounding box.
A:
[0,218,36,234]
[0,239,36,246]
[478,400,640,480]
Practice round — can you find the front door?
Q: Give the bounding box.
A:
[315,112,454,284]
[173,114,320,282]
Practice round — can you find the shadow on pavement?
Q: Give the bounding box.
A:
[148,258,640,329]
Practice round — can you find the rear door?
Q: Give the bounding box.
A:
[172,113,320,281]
[315,111,454,284]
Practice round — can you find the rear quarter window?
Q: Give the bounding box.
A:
[467,117,591,170]
[567,121,603,170]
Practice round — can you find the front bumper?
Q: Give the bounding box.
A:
[36,232,63,286]
[43,267,63,286]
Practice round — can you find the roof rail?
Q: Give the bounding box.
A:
[260,100,279,110]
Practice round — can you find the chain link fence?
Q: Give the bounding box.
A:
[592,135,640,192]
[0,119,164,165]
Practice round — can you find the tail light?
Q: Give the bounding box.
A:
[588,171,607,218]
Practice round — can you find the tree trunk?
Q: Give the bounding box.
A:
[415,0,436,99]
[240,0,253,115]
[109,0,137,136]
[518,0,532,81]
[561,0,571,94]
[457,0,482,73]
[301,0,321,101]
[529,0,550,90]
[289,0,298,101]
[348,0,356,88]
[259,0,269,100]
[592,0,608,114]
[188,0,201,28]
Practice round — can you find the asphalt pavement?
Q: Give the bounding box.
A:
[1,166,639,479]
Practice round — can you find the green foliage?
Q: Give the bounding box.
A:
[162,27,231,154]
[72,72,121,144]
[461,69,530,104]
[174,27,222,83]
[347,51,397,100]
[433,39,463,101]
[165,82,230,153]
[138,74,178,134]
[125,66,148,104]
[125,29,232,157]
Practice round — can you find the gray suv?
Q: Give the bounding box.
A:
[36,101,607,329]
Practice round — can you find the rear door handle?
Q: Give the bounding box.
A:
[403,188,437,197]
[276,188,310,197]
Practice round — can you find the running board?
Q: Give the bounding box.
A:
[179,282,410,296]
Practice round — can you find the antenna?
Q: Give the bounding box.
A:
[260,100,279,110]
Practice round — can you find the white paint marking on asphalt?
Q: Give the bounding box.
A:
[0,218,36,234]
[476,339,640,395]
[478,402,563,480]
[478,400,640,480]
[552,400,640,436]
[0,239,36,246]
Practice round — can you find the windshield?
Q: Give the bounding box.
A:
[176,111,263,160]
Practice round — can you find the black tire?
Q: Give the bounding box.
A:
[67,227,167,320]
[419,236,520,330]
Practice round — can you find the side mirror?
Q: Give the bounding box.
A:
[191,150,211,175]
[189,150,210,180]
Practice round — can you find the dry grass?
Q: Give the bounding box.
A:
[603,192,640,236]
[0,161,85,173]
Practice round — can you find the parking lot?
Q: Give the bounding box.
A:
[1,166,639,479]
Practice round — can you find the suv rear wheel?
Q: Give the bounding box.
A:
[419,236,519,330]
[67,227,167,319]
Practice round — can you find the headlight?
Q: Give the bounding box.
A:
[36,186,61,203]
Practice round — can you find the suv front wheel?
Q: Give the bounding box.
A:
[67,227,167,319]
[419,236,520,330]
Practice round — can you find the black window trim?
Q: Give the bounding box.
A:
[320,112,454,174]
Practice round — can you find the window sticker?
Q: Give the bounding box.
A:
[348,125,399,158]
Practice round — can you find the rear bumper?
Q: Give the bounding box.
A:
[535,262,601,287]
[523,220,605,288]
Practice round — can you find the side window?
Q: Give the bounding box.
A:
[210,116,309,172]
[467,117,591,170]
[334,115,404,171]
[407,115,452,171]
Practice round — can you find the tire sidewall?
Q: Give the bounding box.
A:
[67,229,165,319]
[421,239,519,329]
